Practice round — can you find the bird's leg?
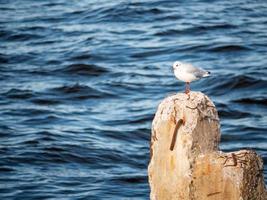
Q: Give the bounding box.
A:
[185,82,190,94]
[187,82,190,93]
[185,82,190,99]
[184,83,188,94]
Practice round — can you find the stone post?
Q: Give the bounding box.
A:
[148,92,266,200]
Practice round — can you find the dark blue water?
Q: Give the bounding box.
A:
[0,0,267,199]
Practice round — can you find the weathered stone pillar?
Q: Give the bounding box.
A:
[148,92,266,200]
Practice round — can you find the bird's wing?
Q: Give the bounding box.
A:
[185,64,206,78]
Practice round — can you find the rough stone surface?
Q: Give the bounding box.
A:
[148,92,266,200]
[192,151,266,200]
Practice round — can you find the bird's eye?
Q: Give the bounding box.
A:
[176,64,178,67]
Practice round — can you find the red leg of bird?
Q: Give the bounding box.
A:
[185,82,190,94]
[185,82,190,99]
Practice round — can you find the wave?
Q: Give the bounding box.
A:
[233,98,267,105]
[22,115,61,125]
[218,109,255,119]
[208,45,251,52]
[52,83,97,94]
[227,75,263,89]
[36,131,57,142]
[3,88,35,99]
[50,83,113,99]
[111,175,146,184]
[154,29,181,36]
[154,23,236,36]
[0,53,9,64]
[83,4,164,23]
[0,30,13,39]
[6,33,43,41]
[69,54,92,61]
[0,166,15,172]
[2,108,52,116]
[103,113,153,126]
[31,98,62,105]
[59,63,108,76]
[206,75,266,92]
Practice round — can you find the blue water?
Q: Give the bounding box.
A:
[0,0,267,199]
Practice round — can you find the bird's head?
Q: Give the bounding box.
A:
[172,61,183,70]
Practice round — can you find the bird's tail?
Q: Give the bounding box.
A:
[203,71,211,77]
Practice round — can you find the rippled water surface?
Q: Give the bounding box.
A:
[1,0,267,199]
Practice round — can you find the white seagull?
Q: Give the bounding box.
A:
[173,61,210,94]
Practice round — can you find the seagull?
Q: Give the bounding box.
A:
[173,61,210,94]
